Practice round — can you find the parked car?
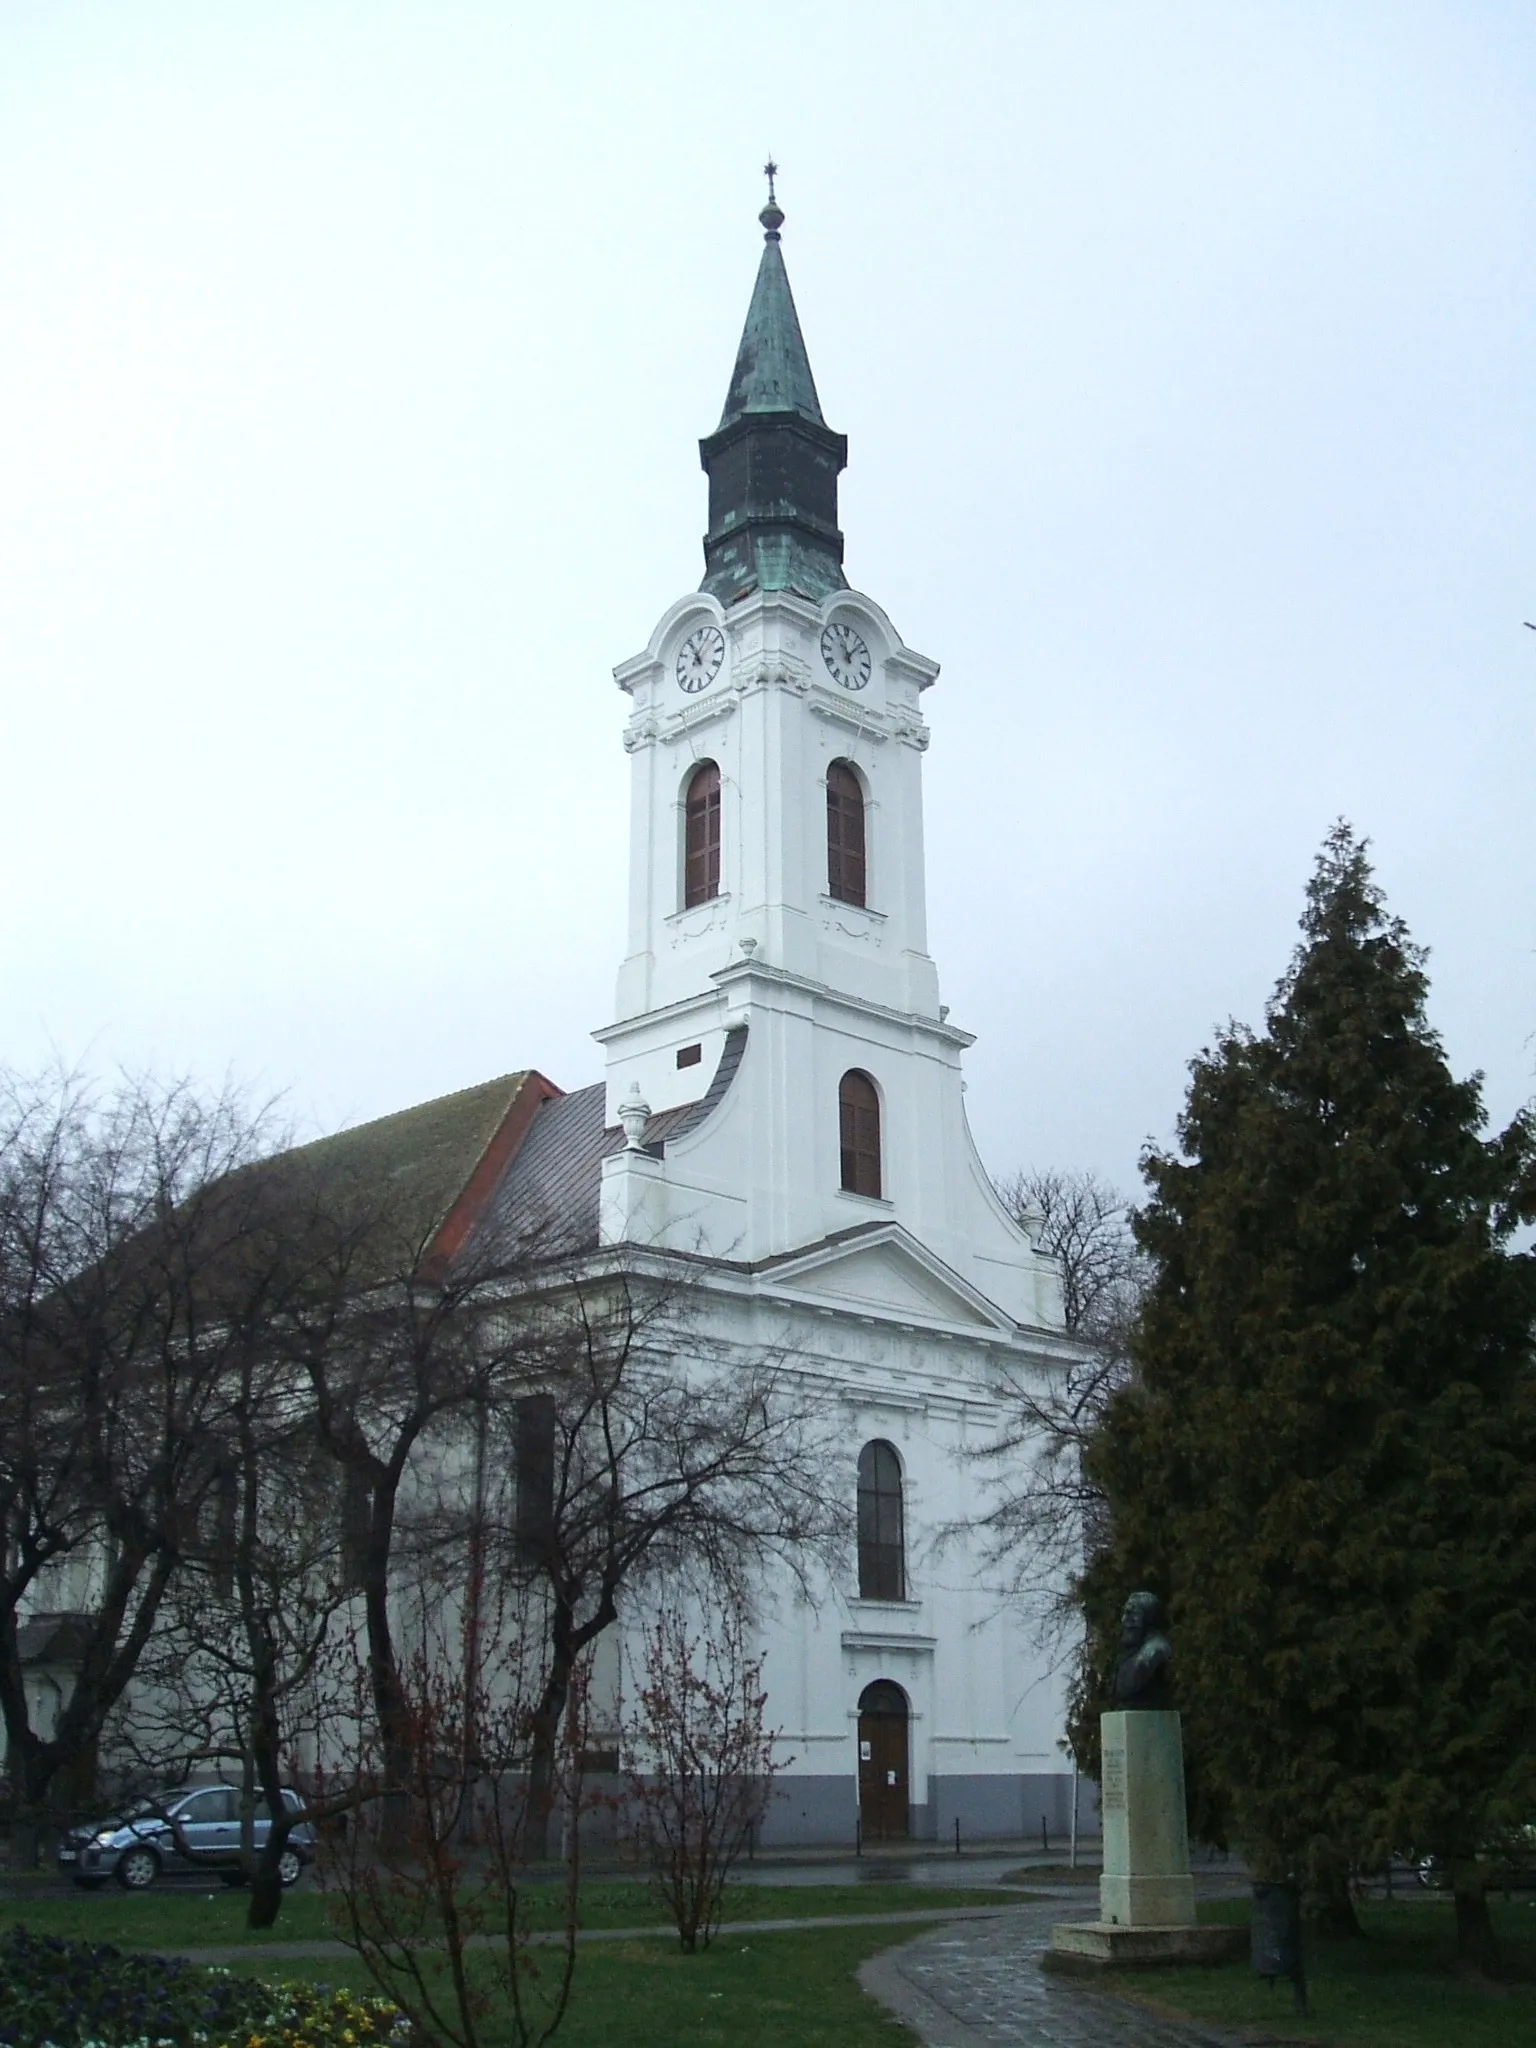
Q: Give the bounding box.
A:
[1415,1826,1536,1891]
[57,1784,316,1890]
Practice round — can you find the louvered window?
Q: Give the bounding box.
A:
[211,1462,238,1600]
[340,1465,371,1592]
[826,761,866,907]
[684,762,721,907]
[858,1441,905,1601]
[515,1393,557,1566]
[839,1070,882,1198]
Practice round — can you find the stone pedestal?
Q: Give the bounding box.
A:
[1049,1709,1215,1970]
[1047,1921,1244,1969]
[1098,1709,1195,1927]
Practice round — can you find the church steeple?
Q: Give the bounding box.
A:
[699,171,848,606]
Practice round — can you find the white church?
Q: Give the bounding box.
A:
[454,184,1078,1846]
[18,186,1082,1850]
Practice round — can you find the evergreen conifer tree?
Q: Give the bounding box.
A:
[1081,824,1536,1967]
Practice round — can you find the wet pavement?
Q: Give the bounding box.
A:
[860,1890,1254,2048]
[732,1852,1092,1889]
[732,1841,1242,1893]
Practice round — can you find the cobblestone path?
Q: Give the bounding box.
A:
[860,1898,1252,2048]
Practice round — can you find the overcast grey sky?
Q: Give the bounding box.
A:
[2,2,1532,1197]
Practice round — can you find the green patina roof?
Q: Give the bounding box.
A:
[716,234,825,431]
[699,199,847,606]
[285,1071,534,1253]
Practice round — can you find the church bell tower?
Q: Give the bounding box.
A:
[595,179,1049,1326]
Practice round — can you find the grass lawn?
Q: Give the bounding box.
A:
[216,1925,928,2047]
[0,1878,1024,1950]
[1102,1896,1536,2048]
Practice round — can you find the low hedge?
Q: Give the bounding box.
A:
[0,1925,406,2047]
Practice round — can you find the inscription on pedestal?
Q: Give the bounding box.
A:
[1098,1710,1195,1929]
[1102,1750,1126,1813]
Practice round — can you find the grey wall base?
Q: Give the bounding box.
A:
[759,1775,860,1848]
[757,1772,1086,1849]
[931,1772,1091,1845]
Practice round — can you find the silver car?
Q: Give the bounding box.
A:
[57,1783,316,1890]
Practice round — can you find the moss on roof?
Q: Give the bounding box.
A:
[285,1072,534,1254]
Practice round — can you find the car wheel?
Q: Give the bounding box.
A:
[277,1848,303,1888]
[116,1845,159,1890]
[1416,1857,1446,1889]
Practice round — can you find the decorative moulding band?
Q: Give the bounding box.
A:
[663,694,740,736]
[809,697,890,740]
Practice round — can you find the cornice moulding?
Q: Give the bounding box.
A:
[709,957,975,1047]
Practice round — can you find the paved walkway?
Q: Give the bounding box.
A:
[157,1882,1256,2046]
[860,1895,1253,2048]
[165,1901,1027,1966]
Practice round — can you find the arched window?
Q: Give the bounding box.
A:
[683,761,721,907]
[826,760,866,907]
[839,1070,881,1198]
[857,1441,905,1601]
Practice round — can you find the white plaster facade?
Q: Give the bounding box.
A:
[592,577,1081,1844]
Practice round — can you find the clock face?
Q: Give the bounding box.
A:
[676,624,726,694]
[820,621,872,691]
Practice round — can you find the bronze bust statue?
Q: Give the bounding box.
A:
[1112,1590,1173,1709]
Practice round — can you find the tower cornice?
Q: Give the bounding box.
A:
[708,956,974,1049]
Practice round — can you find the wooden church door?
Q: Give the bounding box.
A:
[857,1680,909,1841]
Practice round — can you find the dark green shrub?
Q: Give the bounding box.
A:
[0,1924,404,2047]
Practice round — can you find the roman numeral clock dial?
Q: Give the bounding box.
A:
[676,625,726,693]
[820,621,871,690]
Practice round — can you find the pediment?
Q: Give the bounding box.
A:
[768,1229,1013,1333]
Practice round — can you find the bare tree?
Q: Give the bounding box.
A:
[995,1169,1143,1343]
[971,1169,1146,1641]
[0,1065,293,1860]
[487,1268,848,1863]
[112,1373,362,1928]
[262,1155,566,1853]
[0,1062,846,1897]
[618,1596,783,1952]
[321,1620,589,2048]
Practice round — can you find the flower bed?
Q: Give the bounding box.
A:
[0,1925,406,2048]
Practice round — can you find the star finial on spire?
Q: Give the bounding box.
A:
[759,157,784,241]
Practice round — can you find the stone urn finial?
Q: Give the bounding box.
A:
[618,1083,651,1151]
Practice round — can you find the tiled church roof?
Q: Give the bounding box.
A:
[267,1028,749,1274]
[278,1070,551,1263]
[472,1026,749,1262]
[474,1079,610,1257]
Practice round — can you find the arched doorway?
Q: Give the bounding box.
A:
[857,1680,909,1841]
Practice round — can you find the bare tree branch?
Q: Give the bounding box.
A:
[475,1266,849,1861]
[967,1169,1146,1645]
[0,1064,291,1856]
